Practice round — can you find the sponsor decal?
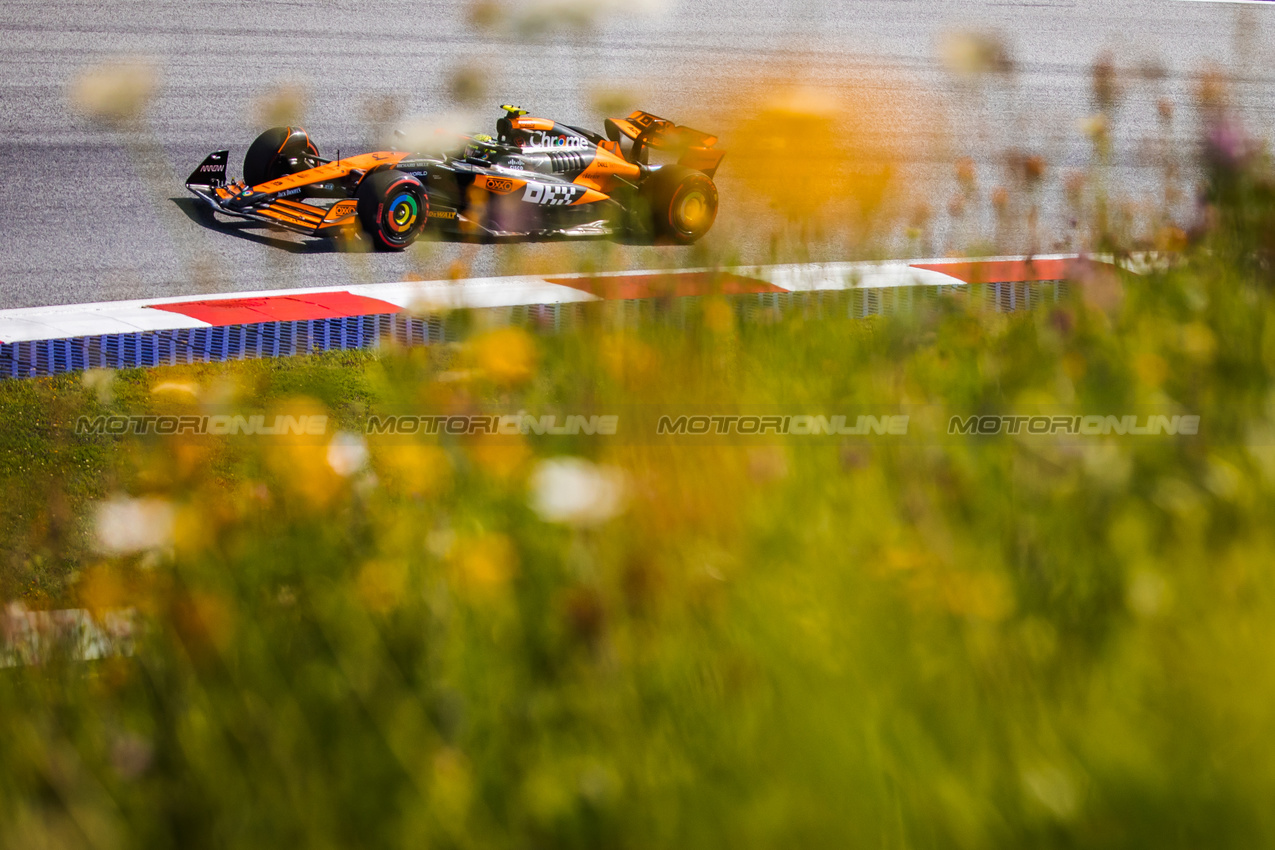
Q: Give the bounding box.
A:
[523,183,583,206]
[485,177,515,193]
[426,209,457,219]
[199,164,224,173]
[326,200,357,219]
[523,131,591,149]
[277,188,301,198]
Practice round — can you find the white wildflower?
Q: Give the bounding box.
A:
[93,496,175,555]
[529,457,628,526]
[326,431,369,478]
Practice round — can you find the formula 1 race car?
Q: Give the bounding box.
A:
[185,106,724,250]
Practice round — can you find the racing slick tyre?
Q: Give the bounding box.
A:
[243,126,320,187]
[640,165,718,244]
[356,169,427,251]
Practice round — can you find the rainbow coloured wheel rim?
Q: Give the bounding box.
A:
[357,171,427,250]
[384,192,420,237]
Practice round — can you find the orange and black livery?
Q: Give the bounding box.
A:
[186,106,725,251]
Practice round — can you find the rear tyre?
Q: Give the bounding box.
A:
[640,164,718,244]
[243,126,320,187]
[356,170,427,251]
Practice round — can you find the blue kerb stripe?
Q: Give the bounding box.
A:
[0,312,457,378]
[0,282,1068,379]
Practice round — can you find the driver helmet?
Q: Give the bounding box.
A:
[465,134,497,162]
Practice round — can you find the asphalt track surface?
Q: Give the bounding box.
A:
[1,0,1273,309]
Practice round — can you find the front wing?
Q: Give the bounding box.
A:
[185,149,371,238]
[188,177,359,238]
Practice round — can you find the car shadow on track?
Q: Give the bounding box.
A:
[170,197,340,254]
[171,197,654,252]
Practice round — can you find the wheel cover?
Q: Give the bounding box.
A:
[384,191,420,238]
[673,189,711,234]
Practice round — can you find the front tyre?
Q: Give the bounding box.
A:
[243,126,320,187]
[640,164,718,244]
[356,170,427,251]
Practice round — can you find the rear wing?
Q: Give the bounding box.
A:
[604,110,724,177]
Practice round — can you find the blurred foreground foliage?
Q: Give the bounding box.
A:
[4,87,1275,850]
